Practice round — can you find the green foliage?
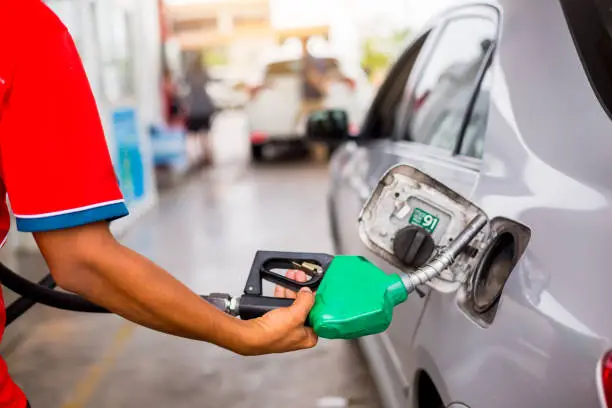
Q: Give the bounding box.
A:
[202,48,228,67]
[361,38,391,75]
[360,28,412,79]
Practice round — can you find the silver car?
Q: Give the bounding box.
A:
[308,1,612,407]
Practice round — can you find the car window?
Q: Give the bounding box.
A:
[361,33,430,139]
[399,16,496,152]
[457,69,492,158]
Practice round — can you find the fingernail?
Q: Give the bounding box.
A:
[299,287,312,293]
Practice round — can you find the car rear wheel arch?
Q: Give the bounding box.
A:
[415,370,444,408]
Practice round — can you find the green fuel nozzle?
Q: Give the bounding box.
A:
[203,214,487,340]
[308,214,487,339]
[307,255,407,339]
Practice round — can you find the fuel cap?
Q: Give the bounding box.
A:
[392,225,435,267]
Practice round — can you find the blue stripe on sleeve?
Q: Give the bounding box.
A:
[16,202,130,232]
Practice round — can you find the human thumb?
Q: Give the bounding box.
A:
[289,287,315,321]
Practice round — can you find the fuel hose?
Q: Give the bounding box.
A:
[0,263,110,327]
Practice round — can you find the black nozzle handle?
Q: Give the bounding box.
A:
[238,295,295,320]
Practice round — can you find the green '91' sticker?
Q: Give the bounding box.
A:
[409,208,440,233]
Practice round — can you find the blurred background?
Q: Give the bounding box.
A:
[0,0,460,406]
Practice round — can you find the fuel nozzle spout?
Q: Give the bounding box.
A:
[402,214,488,294]
[202,292,296,320]
[203,293,240,316]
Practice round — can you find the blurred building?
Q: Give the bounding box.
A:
[7,0,165,253]
[166,0,329,78]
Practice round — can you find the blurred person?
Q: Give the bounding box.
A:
[0,2,317,407]
[183,56,216,166]
[295,39,354,131]
[162,66,184,128]
[295,39,328,130]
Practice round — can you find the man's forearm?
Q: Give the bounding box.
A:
[34,224,252,353]
[78,244,242,342]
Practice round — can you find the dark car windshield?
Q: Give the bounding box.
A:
[560,0,612,117]
[264,58,340,77]
[265,60,302,76]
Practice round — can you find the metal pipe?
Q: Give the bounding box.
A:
[201,293,240,316]
[402,214,488,294]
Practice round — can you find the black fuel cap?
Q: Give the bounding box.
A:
[393,225,435,267]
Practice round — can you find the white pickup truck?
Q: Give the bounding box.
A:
[244,55,373,161]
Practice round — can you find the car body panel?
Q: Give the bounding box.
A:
[326,0,612,407]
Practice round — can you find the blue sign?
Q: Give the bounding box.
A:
[149,124,188,171]
[111,107,145,206]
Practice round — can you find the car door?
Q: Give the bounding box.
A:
[329,5,499,408]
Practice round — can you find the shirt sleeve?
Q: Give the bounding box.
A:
[0,3,129,232]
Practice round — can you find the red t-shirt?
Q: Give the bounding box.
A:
[0,1,128,406]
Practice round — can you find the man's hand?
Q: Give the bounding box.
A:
[235,270,318,356]
[273,269,309,300]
